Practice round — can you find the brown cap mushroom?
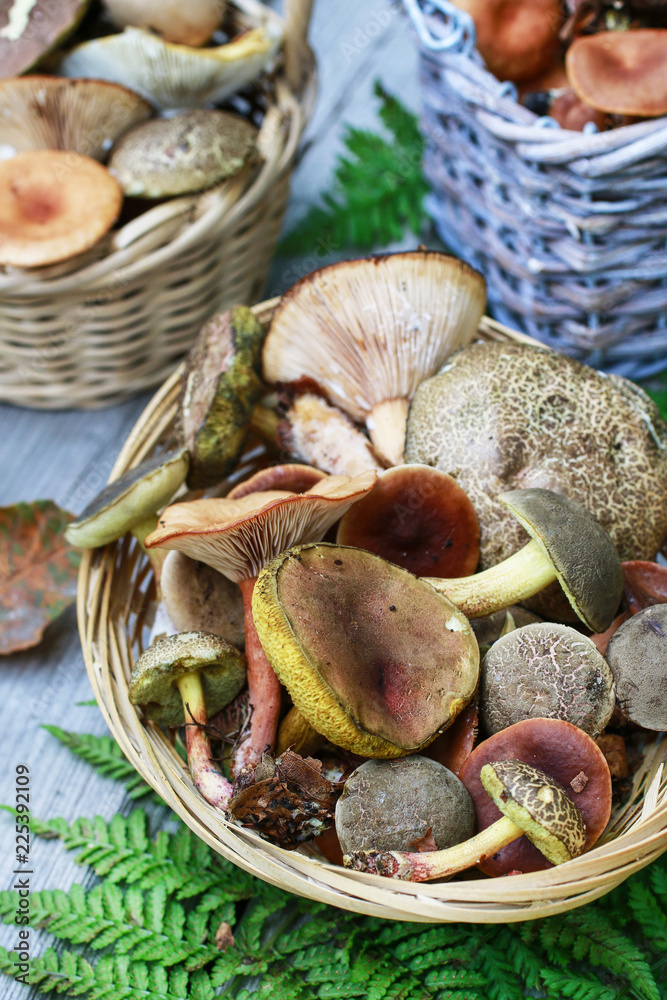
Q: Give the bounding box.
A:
[0,0,90,78]
[425,488,624,633]
[0,150,122,268]
[227,463,326,500]
[423,697,479,776]
[262,252,486,466]
[605,604,667,730]
[480,622,616,738]
[102,0,226,46]
[252,542,480,758]
[458,718,612,875]
[336,464,480,578]
[566,29,667,117]
[453,0,564,82]
[622,560,667,613]
[160,551,245,649]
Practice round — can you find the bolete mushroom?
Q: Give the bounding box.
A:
[129,631,246,808]
[109,111,257,198]
[336,464,480,578]
[405,341,667,619]
[605,604,667,730]
[424,488,623,633]
[480,622,616,738]
[262,252,486,466]
[622,560,667,613]
[0,150,122,267]
[0,0,90,78]
[252,542,480,758]
[102,0,226,46]
[566,29,667,117]
[344,759,586,880]
[144,472,377,773]
[160,551,245,649]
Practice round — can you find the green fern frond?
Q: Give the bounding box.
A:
[540,967,618,1000]
[42,726,158,801]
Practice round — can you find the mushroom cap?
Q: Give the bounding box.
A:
[480,759,586,865]
[458,718,612,875]
[129,630,246,726]
[566,29,667,117]
[335,757,475,854]
[605,604,667,730]
[471,605,542,652]
[0,76,152,159]
[252,542,480,757]
[227,464,327,499]
[405,341,667,617]
[102,0,225,46]
[175,306,266,489]
[622,560,667,613]
[262,252,486,426]
[0,150,123,268]
[423,696,479,776]
[144,471,377,582]
[480,622,616,738]
[336,464,480,578]
[108,110,257,198]
[454,0,563,83]
[160,551,245,649]
[58,24,283,111]
[498,488,623,632]
[65,447,189,549]
[0,0,90,78]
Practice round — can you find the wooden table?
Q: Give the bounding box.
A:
[0,3,420,994]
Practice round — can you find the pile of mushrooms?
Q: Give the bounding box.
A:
[0,1,281,269]
[449,0,667,131]
[69,248,667,883]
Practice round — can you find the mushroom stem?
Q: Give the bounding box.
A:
[423,538,556,618]
[344,815,520,881]
[250,403,281,445]
[175,671,233,810]
[132,514,168,586]
[276,705,324,757]
[366,398,409,467]
[232,575,283,775]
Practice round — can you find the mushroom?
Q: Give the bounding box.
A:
[405,341,667,620]
[336,464,480,578]
[0,150,122,268]
[0,76,152,160]
[471,605,542,654]
[344,759,586,880]
[566,29,667,117]
[58,23,283,111]
[335,757,475,856]
[227,463,326,500]
[458,718,612,875]
[277,393,384,477]
[175,307,266,489]
[129,631,246,808]
[480,622,615,738]
[102,0,226,46]
[262,252,486,466]
[0,0,90,78]
[252,542,480,758]
[605,604,667,730]
[622,560,667,613]
[160,551,245,649]
[144,472,377,772]
[424,488,623,633]
[108,111,257,198]
[423,697,479,776]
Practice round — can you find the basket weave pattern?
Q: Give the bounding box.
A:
[0,1,315,409]
[404,0,667,380]
[78,302,667,923]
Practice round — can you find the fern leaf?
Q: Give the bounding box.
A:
[42,726,158,801]
[540,967,617,1000]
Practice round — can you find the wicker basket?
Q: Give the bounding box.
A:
[77,299,667,923]
[403,0,667,381]
[0,0,315,410]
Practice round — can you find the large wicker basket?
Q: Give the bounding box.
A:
[404,0,667,382]
[77,299,667,923]
[0,0,314,410]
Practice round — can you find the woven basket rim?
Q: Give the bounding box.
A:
[77,302,667,922]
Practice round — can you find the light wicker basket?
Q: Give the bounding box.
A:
[77,298,667,923]
[0,1,314,410]
[404,0,667,382]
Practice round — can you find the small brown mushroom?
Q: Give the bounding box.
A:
[480,622,616,738]
[605,604,667,730]
[453,0,564,82]
[622,560,667,613]
[160,551,245,649]
[566,29,667,117]
[423,697,479,776]
[227,463,326,500]
[336,465,480,578]
[102,0,226,46]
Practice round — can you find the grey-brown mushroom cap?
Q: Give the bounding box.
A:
[480,759,586,864]
[160,551,245,649]
[335,757,475,854]
[65,448,189,548]
[605,604,667,731]
[480,622,616,738]
[499,488,623,633]
[129,631,246,726]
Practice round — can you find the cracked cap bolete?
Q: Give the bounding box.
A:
[251,542,480,758]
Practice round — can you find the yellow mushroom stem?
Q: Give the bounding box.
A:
[344,815,521,881]
[366,397,409,467]
[175,671,233,810]
[423,538,556,619]
[276,705,324,757]
[131,514,168,587]
[249,403,281,445]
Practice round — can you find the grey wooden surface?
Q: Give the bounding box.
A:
[0,3,420,995]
